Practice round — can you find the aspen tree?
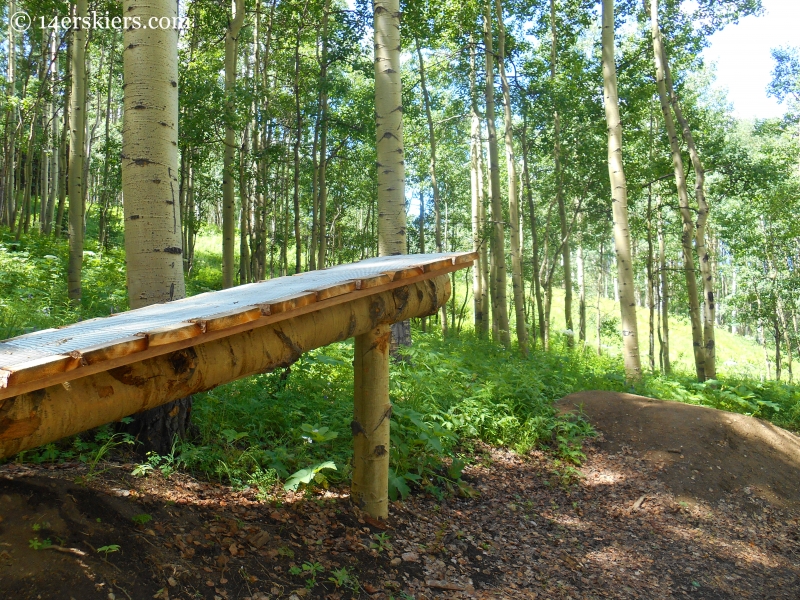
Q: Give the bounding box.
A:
[374,0,410,347]
[661,45,716,379]
[55,19,72,240]
[122,0,189,453]
[658,206,670,374]
[223,0,246,288]
[496,0,527,353]
[67,0,88,305]
[648,0,705,380]
[44,32,59,234]
[601,0,641,380]
[520,108,545,347]
[415,37,447,335]
[374,0,406,257]
[316,0,331,270]
[469,39,488,336]
[483,3,511,348]
[551,0,573,347]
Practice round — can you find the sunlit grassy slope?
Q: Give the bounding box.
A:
[542,288,768,380]
[440,275,770,381]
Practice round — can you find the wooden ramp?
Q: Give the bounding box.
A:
[0,252,476,518]
[0,252,474,401]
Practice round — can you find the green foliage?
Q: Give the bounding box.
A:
[283,461,337,492]
[370,532,392,553]
[97,544,121,558]
[131,514,153,526]
[174,331,598,501]
[28,537,52,550]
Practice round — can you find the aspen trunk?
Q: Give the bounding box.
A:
[122,0,189,454]
[470,38,489,337]
[98,38,116,249]
[551,0,573,346]
[470,51,488,336]
[661,45,716,379]
[596,243,603,355]
[649,0,705,380]
[646,190,656,373]
[67,0,88,305]
[316,0,330,270]
[602,0,641,380]
[0,276,450,460]
[292,13,306,275]
[374,0,410,349]
[352,324,391,519]
[415,38,448,336]
[223,0,245,288]
[577,235,586,346]
[374,0,406,258]
[658,205,670,373]
[521,117,545,347]
[483,4,511,348]
[3,0,17,228]
[496,0,527,353]
[55,21,72,240]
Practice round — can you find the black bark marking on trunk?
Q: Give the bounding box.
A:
[351,420,365,437]
[373,444,387,457]
[391,285,409,317]
[168,347,197,377]
[108,365,148,387]
[274,328,302,364]
[370,406,393,434]
[368,297,387,325]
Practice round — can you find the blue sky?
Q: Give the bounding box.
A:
[702,0,799,119]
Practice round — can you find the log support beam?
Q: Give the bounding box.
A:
[351,323,391,519]
[0,276,451,461]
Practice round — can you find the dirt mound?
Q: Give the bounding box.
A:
[557,390,800,510]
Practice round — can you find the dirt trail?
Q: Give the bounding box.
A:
[557,390,800,510]
[0,391,798,599]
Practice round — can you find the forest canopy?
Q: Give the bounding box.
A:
[1,0,798,386]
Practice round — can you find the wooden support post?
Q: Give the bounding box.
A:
[351,323,391,520]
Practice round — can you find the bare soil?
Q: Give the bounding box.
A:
[0,390,797,599]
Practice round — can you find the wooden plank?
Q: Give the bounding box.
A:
[261,291,318,315]
[191,306,262,333]
[392,265,424,281]
[454,251,479,265]
[0,354,81,389]
[356,273,393,290]
[69,335,148,366]
[422,257,457,273]
[315,281,358,301]
[140,322,203,347]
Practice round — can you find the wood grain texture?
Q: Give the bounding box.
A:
[191,306,262,332]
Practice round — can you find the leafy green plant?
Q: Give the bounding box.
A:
[284,461,337,492]
[370,532,392,553]
[28,537,52,550]
[97,544,121,558]
[247,466,278,501]
[328,567,353,589]
[132,513,152,526]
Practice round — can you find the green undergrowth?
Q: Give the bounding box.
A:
[3,227,798,501]
[178,333,596,501]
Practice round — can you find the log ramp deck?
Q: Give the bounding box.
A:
[0,252,476,519]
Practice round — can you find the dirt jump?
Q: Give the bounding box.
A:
[0,390,798,599]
